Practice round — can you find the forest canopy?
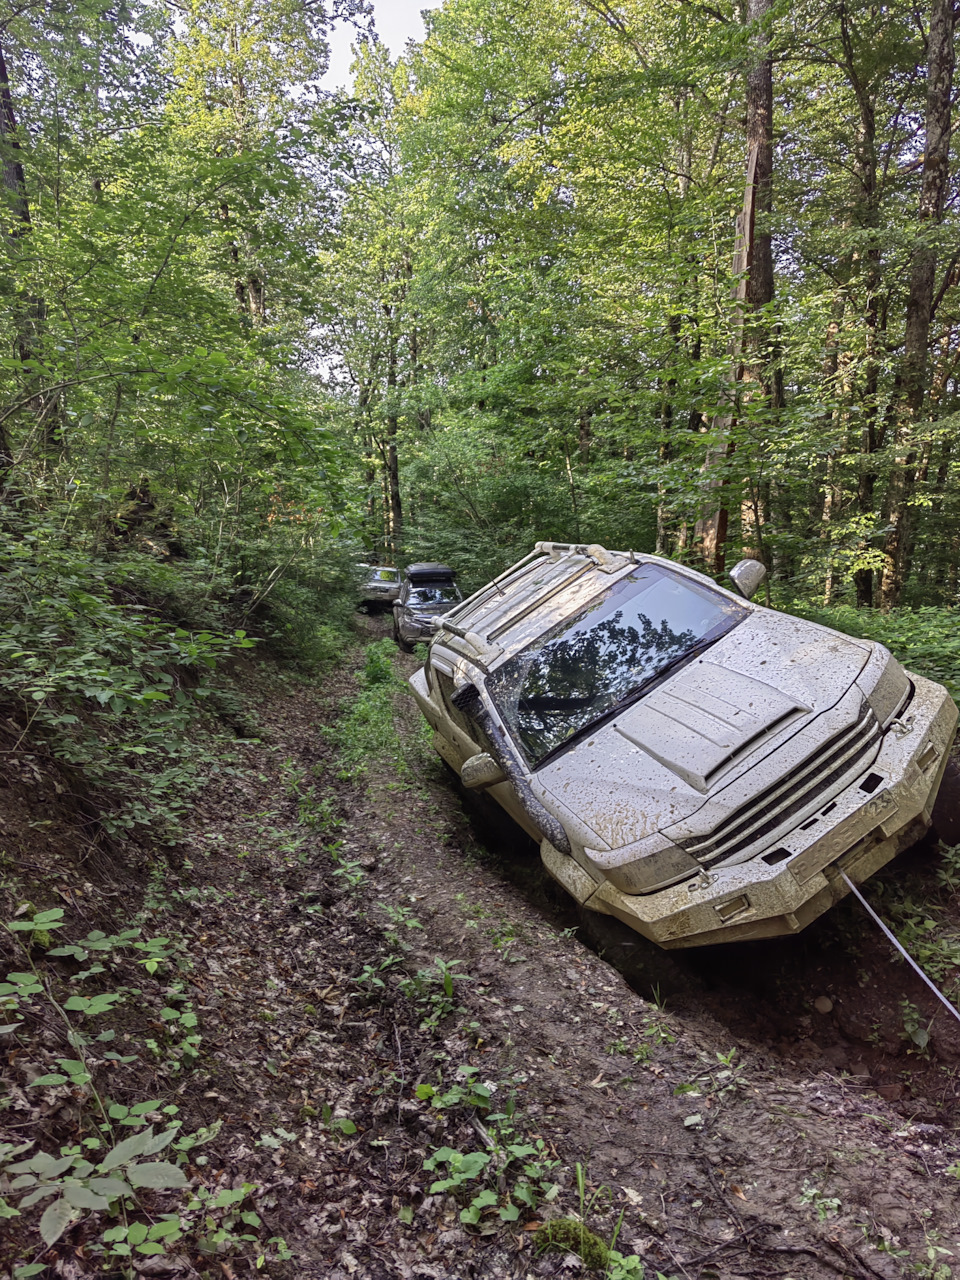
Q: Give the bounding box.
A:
[1,0,959,628]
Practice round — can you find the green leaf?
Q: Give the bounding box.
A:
[14,1266,46,1278]
[100,1128,154,1170]
[141,1127,178,1157]
[88,1176,133,1198]
[39,1196,75,1246]
[127,1221,149,1245]
[135,1242,168,1255]
[63,1183,110,1210]
[127,1161,188,1190]
[13,1152,74,1177]
[28,1074,69,1087]
[147,1217,182,1240]
[20,1186,60,1208]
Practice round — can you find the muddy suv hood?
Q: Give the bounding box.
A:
[531,611,871,851]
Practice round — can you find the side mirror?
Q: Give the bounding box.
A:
[461,752,507,789]
[728,558,766,600]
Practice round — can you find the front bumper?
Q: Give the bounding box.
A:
[398,615,434,644]
[541,674,958,948]
[363,589,399,607]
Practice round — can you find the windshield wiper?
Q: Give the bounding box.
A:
[532,635,720,770]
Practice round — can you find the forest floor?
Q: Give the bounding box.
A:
[2,616,960,1280]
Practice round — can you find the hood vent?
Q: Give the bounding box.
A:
[614,661,810,793]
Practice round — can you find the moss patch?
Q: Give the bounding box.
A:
[534,1218,610,1270]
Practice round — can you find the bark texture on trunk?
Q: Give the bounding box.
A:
[880,0,954,609]
[696,0,773,574]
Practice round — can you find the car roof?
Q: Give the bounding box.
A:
[405,562,456,581]
[434,542,750,666]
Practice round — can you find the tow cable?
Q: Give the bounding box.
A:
[841,870,960,1026]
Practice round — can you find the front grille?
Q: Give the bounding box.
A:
[676,700,881,868]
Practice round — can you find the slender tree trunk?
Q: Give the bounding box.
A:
[385,327,403,556]
[0,34,30,479]
[696,0,774,574]
[880,0,954,609]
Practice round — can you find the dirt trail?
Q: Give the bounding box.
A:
[2,621,959,1280]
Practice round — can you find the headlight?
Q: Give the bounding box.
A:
[584,834,698,895]
[857,645,910,727]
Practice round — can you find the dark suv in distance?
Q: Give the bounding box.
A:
[393,563,462,652]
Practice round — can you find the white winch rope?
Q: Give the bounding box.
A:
[841,871,960,1027]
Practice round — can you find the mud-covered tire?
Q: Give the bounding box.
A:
[931,756,960,846]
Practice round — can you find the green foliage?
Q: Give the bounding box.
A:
[324,639,407,778]
[413,1064,561,1226]
[535,1218,613,1271]
[899,999,934,1056]
[0,516,255,837]
[0,903,284,1269]
[534,1216,647,1278]
[398,957,469,1030]
[422,1129,560,1226]
[6,1129,186,1246]
[799,1180,842,1223]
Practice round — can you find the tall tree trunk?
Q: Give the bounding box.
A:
[880,0,954,609]
[696,0,773,574]
[0,35,65,467]
[0,34,30,479]
[385,327,403,556]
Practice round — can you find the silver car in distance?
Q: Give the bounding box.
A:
[409,542,958,948]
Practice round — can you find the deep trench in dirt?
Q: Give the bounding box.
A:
[427,649,960,1125]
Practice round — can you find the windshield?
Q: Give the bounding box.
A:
[409,585,461,608]
[367,567,399,583]
[487,564,747,767]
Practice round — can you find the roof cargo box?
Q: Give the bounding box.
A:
[405,562,456,583]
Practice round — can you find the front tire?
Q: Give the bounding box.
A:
[932,756,960,846]
[393,619,413,652]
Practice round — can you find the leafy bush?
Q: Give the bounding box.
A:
[0,513,253,837]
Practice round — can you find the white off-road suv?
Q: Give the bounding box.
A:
[409,542,958,948]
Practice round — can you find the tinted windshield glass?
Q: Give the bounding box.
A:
[487,565,747,767]
[409,585,461,607]
[367,568,399,583]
